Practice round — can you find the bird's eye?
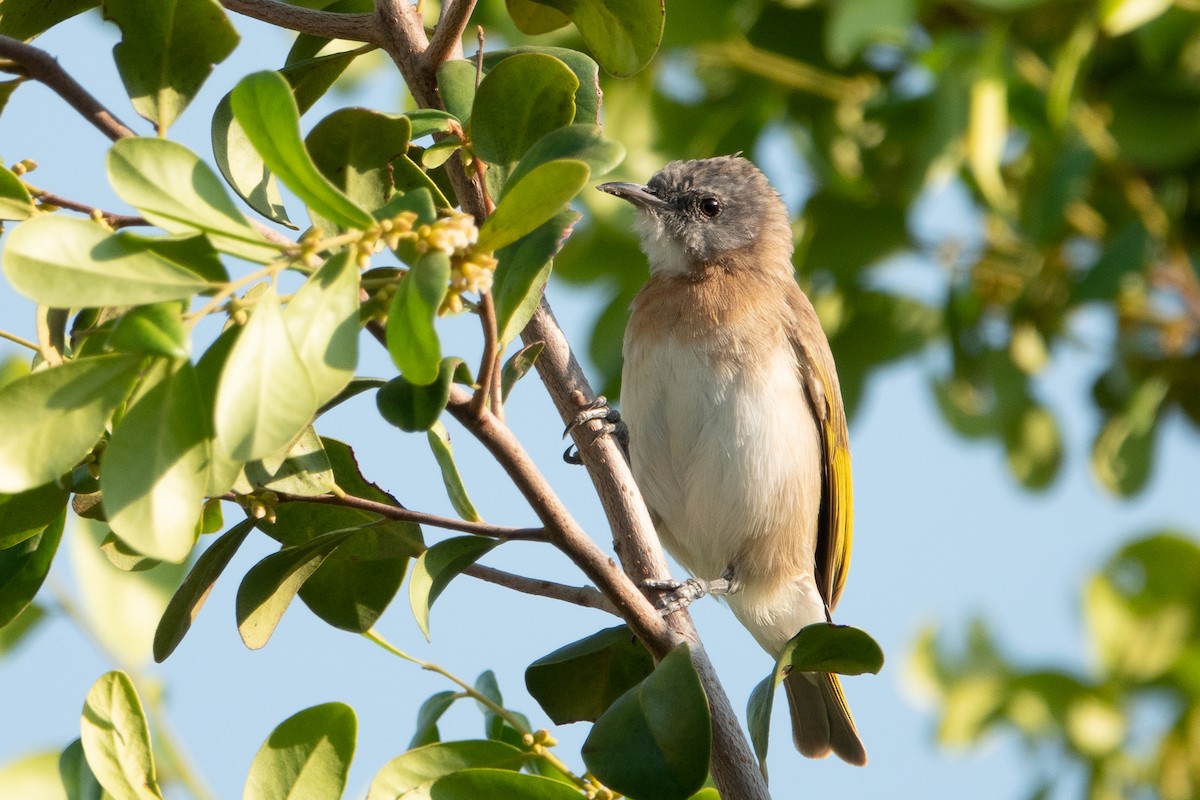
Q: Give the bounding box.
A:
[699,197,721,218]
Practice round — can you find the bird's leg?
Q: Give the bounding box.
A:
[562,395,629,464]
[644,565,741,615]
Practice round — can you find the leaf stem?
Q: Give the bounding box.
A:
[0,328,38,351]
[184,261,286,328]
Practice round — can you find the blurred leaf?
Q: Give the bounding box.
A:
[101,531,161,572]
[1003,403,1062,491]
[800,193,908,279]
[385,252,450,386]
[58,738,103,800]
[826,0,916,66]
[243,703,356,800]
[154,518,256,662]
[282,249,360,407]
[107,302,190,359]
[427,421,481,522]
[214,286,317,461]
[80,671,162,800]
[1108,75,1200,170]
[1101,0,1173,36]
[1071,222,1147,303]
[0,164,35,220]
[230,71,374,229]
[0,602,45,659]
[235,527,356,649]
[1093,376,1168,496]
[526,625,654,724]
[529,0,663,77]
[70,517,188,666]
[0,0,97,40]
[408,536,499,640]
[582,643,709,800]
[0,509,64,628]
[505,0,570,35]
[0,750,64,800]
[104,0,237,133]
[0,354,142,494]
[0,481,68,550]
[493,210,580,344]
[367,740,526,800]
[478,160,590,252]
[2,216,212,308]
[429,769,583,799]
[107,137,278,263]
[103,360,209,563]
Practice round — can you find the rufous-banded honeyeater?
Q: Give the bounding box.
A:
[598,155,866,766]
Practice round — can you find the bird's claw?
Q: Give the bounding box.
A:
[644,575,738,615]
[562,396,628,464]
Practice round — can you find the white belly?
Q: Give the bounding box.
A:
[622,335,828,653]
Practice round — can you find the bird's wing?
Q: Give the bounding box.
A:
[789,298,854,615]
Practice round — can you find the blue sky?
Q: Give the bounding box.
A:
[2,9,1198,800]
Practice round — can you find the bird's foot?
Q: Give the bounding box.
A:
[562,395,628,464]
[644,571,741,615]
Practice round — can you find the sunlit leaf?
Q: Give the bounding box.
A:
[0,163,35,221]
[492,210,579,344]
[526,625,654,724]
[107,302,190,360]
[385,252,450,386]
[243,703,356,800]
[427,421,480,522]
[408,536,498,640]
[429,769,583,799]
[282,250,360,406]
[0,481,68,550]
[80,671,163,800]
[367,740,526,800]
[477,160,589,252]
[525,0,663,77]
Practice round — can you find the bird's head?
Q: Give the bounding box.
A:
[598,155,792,278]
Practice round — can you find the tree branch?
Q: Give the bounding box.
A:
[463,564,618,614]
[268,491,547,541]
[425,0,475,68]
[0,35,136,141]
[219,0,382,44]
[30,189,148,228]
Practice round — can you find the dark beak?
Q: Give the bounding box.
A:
[597,181,670,211]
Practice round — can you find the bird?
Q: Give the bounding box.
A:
[595,154,866,766]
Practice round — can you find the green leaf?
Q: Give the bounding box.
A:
[0,602,46,658]
[825,0,917,66]
[234,427,336,497]
[408,536,499,640]
[582,643,710,800]
[101,532,161,572]
[0,481,69,550]
[235,527,357,649]
[306,108,412,218]
[1093,376,1168,496]
[282,250,360,406]
[408,691,459,749]
[194,324,245,497]
[501,342,543,402]
[318,377,386,417]
[508,125,624,190]
[482,47,602,125]
[472,53,579,186]
[59,738,105,800]
[230,71,374,230]
[526,0,663,77]
[377,357,463,433]
[102,360,209,563]
[0,510,64,628]
[1003,403,1062,491]
[117,231,229,284]
[0,0,97,40]
[780,623,886,675]
[385,252,450,385]
[215,286,318,461]
[430,769,583,799]
[367,741,526,800]
[1102,0,1172,35]
[107,302,191,359]
[243,702,356,800]
[493,210,579,344]
[2,216,213,307]
[80,671,163,800]
[506,0,571,34]
[435,60,478,123]
[0,164,35,220]
[427,421,480,522]
[478,160,590,252]
[406,109,457,138]
[107,137,277,263]
[104,0,238,133]
[69,517,189,667]
[154,518,255,662]
[745,672,776,773]
[526,625,654,724]
[0,354,142,493]
[0,750,64,800]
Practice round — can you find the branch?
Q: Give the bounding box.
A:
[30,189,148,228]
[425,0,476,68]
[268,491,547,541]
[219,0,382,44]
[463,564,618,614]
[0,35,136,141]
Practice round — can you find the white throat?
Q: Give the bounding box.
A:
[634,212,692,277]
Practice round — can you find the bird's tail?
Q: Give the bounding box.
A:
[783,670,866,766]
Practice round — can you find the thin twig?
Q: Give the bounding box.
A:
[426,0,476,69]
[0,329,37,351]
[219,0,382,44]
[31,189,148,228]
[0,34,136,141]
[245,491,548,541]
[462,564,619,614]
[471,291,500,417]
